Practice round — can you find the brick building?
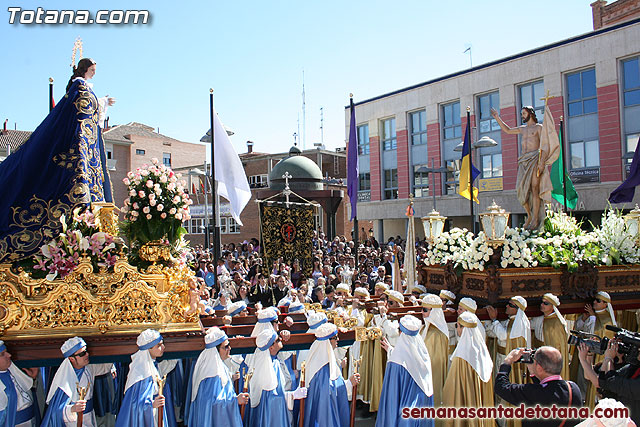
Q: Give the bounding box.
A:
[345,10,640,241]
[102,122,206,207]
[592,0,640,30]
[176,142,372,247]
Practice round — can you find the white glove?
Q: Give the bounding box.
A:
[292,387,308,400]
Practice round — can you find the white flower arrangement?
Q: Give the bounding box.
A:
[593,209,640,265]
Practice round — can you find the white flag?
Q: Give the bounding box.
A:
[212,110,251,226]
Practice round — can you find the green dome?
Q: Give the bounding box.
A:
[269,146,323,191]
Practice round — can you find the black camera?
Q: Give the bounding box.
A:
[517,348,537,364]
[606,325,640,364]
[568,330,609,355]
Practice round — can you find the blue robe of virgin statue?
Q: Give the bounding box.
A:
[375,363,434,427]
[244,356,290,427]
[303,364,350,427]
[0,77,112,263]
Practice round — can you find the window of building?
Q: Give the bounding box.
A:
[410,110,427,145]
[357,124,370,155]
[413,165,429,197]
[623,58,640,176]
[567,69,597,117]
[188,218,204,234]
[382,118,397,151]
[249,174,268,188]
[478,92,500,133]
[442,101,461,194]
[135,149,145,155]
[220,217,240,234]
[358,173,371,191]
[623,57,640,107]
[163,152,171,167]
[519,80,545,123]
[442,102,461,140]
[570,140,600,169]
[477,91,502,178]
[384,168,398,199]
[481,153,503,178]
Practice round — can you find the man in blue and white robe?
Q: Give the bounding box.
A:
[0,340,37,426]
[186,327,248,426]
[376,315,435,427]
[41,336,115,427]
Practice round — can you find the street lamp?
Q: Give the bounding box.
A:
[480,200,510,247]
[453,135,498,152]
[624,204,640,245]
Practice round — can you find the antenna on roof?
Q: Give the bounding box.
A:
[302,69,306,150]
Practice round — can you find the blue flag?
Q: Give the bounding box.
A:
[347,99,359,220]
[457,126,480,203]
[609,136,640,203]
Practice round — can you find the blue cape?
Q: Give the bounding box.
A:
[114,376,176,427]
[187,375,242,427]
[303,364,350,427]
[244,357,290,427]
[375,362,434,427]
[0,78,112,262]
[0,371,17,427]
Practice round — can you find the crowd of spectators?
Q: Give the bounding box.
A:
[183,230,430,314]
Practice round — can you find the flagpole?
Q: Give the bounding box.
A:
[559,116,568,214]
[209,89,220,289]
[350,95,359,247]
[466,106,475,234]
[49,77,54,112]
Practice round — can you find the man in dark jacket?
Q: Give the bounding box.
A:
[494,346,583,427]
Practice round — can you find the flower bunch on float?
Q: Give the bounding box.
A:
[120,158,192,250]
[593,209,640,265]
[33,206,123,281]
[424,228,474,269]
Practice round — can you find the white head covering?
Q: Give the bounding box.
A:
[387,290,404,305]
[124,329,163,393]
[227,301,247,317]
[288,301,305,314]
[191,327,229,401]
[305,323,339,384]
[336,283,351,295]
[422,294,449,340]
[597,291,617,327]
[413,284,427,294]
[251,307,278,337]
[458,297,477,314]
[354,287,370,299]
[451,312,493,383]
[439,290,456,306]
[375,283,389,293]
[509,296,531,347]
[46,337,88,403]
[389,315,433,396]
[248,330,280,407]
[306,312,328,331]
[575,398,632,427]
[543,293,568,333]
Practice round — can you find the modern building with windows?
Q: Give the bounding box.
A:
[346,7,640,241]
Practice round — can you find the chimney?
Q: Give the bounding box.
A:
[247,140,254,153]
[2,119,7,134]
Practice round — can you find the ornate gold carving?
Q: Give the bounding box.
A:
[93,202,119,236]
[139,240,172,264]
[0,255,199,339]
[354,326,383,341]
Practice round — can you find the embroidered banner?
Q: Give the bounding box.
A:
[259,202,314,278]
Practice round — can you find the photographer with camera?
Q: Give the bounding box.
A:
[578,337,640,424]
[494,346,582,426]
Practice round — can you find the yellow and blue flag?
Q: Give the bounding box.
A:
[457,127,480,203]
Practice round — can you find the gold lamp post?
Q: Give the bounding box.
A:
[422,210,447,245]
[480,200,510,247]
[624,204,640,244]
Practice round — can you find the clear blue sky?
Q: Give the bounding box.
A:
[1,0,595,157]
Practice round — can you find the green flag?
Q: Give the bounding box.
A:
[550,123,578,209]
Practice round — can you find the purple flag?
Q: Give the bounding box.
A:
[609,135,640,203]
[347,98,359,220]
